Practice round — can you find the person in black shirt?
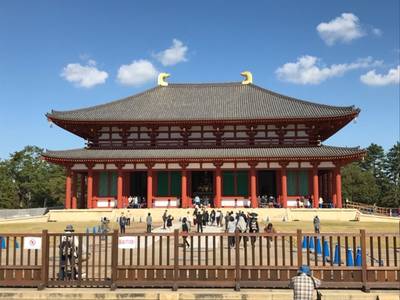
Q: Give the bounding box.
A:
[249,214,259,245]
[181,217,190,248]
[196,211,203,233]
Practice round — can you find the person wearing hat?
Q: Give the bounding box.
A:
[59,225,79,280]
[289,265,321,300]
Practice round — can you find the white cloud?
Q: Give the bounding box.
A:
[117,59,158,86]
[155,39,188,66]
[276,55,382,85]
[61,61,108,88]
[317,13,365,45]
[360,66,400,86]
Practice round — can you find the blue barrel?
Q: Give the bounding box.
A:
[346,248,354,266]
[355,247,362,266]
[333,244,340,265]
[323,240,330,261]
[0,237,5,249]
[302,236,308,250]
[316,238,322,256]
[309,236,315,252]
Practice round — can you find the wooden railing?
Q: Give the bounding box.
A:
[0,230,398,290]
[345,200,399,217]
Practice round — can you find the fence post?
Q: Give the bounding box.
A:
[38,230,48,290]
[297,229,303,267]
[110,230,118,291]
[234,230,240,291]
[360,229,369,292]
[172,229,179,291]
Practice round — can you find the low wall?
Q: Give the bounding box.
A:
[0,215,49,224]
[47,208,359,223]
[0,208,48,220]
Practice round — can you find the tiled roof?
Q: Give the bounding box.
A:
[47,83,359,122]
[43,146,365,162]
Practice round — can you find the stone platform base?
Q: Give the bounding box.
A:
[0,288,398,300]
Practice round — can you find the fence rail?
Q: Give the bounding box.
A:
[345,201,399,217]
[0,229,398,291]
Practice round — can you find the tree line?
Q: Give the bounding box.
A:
[0,143,398,209]
[342,142,399,208]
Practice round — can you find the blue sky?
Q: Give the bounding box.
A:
[0,0,399,159]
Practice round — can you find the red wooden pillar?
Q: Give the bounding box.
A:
[280,162,288,208]
[71,171,77,209]
[249,162,258,208]
[117,164,124,209]
[65,166,72,209]
[312,162,319,208]
[335,164,342,208]
[86,164,94,209]
[146,163,154,208]
[214,162,222,208]
[332,169,337,208]
[180,163,188,208]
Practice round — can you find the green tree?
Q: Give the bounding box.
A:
[385,142,400,185]
[0,161,19,208]
[360,143,386,179]
[342,162,380,204]
[4,146,65,208]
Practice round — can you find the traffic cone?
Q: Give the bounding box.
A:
[302,236,308,250]
[323,240,330,261]
[309,236,315,252]
[346,248,354,266]
[333,244,340,265]
[316,238,322,256]
[355,247,362,266]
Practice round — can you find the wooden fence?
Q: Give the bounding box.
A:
[345,200,399,217]
[0,230,398,291]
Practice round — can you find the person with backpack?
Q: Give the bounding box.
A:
[119,213,127,234]
[181,217,190,248]
[313,215,320,234]
[59,224,79,280]
[289,265,321,300]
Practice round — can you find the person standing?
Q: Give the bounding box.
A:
[196,210,203,233]
[162,210,168,229]
[215,210,221,226]
[289,265,321,300]
[146,213,152,233]
[119,213,127,234]
[249,215,259,246]
[319,197,323,208]
[181,217,190,248]
[227,216,236,248]
[313,215,320,234]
